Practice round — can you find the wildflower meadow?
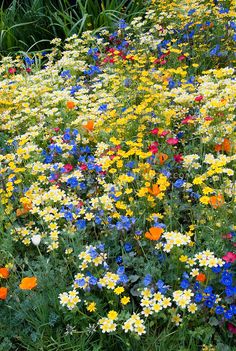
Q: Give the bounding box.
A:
[0,0,235,350]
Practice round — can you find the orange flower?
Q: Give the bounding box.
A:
[66,101,75,109]
[158,153,168,165]
[145,227,163,241]
[0,287,8,300]
[209,194,224,209]
[214,138,231,153]
[196,273,206,282]
[148,184,160,196]
[16,202,32,217]
[19,277,37,290]
[83,120,94,132]
[0,268,10,279]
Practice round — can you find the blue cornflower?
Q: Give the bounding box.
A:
[24,56,34,66]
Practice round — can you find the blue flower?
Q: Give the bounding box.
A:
[221,272,233,287]
[215,306,224,315]
[76,219,86,230]
[60,70,71,78]
[76,278,86,287]
[116,256,123,264]
[156,280,168,294]
[209,45,220,56]
[174,179,185,188]
[143,274,152,287]
[180,279,190,289]
[195,293,203,303]
[89,276,98,285]
[124,242,133,252]
[67,177,79,188]
[224,310,233,320]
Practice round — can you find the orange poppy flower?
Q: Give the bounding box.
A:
[16,201,32,217]
[145,227,163,241]
[66,101,75,109]
[148,184,160,196]
[0,287,8,300]
[0,268,10,279]
[209,194,224,209]
[158,153,168,165]
[19,277,37,290]
[196,273,206,282]
[83,120,94,132]
[214,138,231,153]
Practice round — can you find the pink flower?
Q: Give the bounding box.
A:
[174,154,183,163]
[227,323,236,334]
[150,128,159,135]
[178,55,186,61]
[54,127,60,132]
[204,116,213,121]
[195,95,203,102]
[181,116,195,124]
[167,138,178,145]
[160,130,169,137]
[8,67,16,74]
[222,252,236,263]
[149,142,158,154]
[64,164,73,173]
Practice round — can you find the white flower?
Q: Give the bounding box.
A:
[31,234,41,246]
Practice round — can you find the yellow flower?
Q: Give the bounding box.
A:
[87,302,96,312]
[114,286,124,295]
[107,310,118,320]
[120,296,130,305]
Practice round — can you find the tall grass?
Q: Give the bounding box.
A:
[0,0,146,55]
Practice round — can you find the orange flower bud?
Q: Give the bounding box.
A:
[0,287,8,300]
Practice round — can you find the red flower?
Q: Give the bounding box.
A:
[174,154,183,163]
[227,323,236,334]
[181,116,195,124]
[63,164,73,173]
[167,138,178,145]
[195,95,203,102]
[149,142,158,154]
[150,128,159,135]
[178,55,186,61]
[222,252,236,263]
[8,67,16,74]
